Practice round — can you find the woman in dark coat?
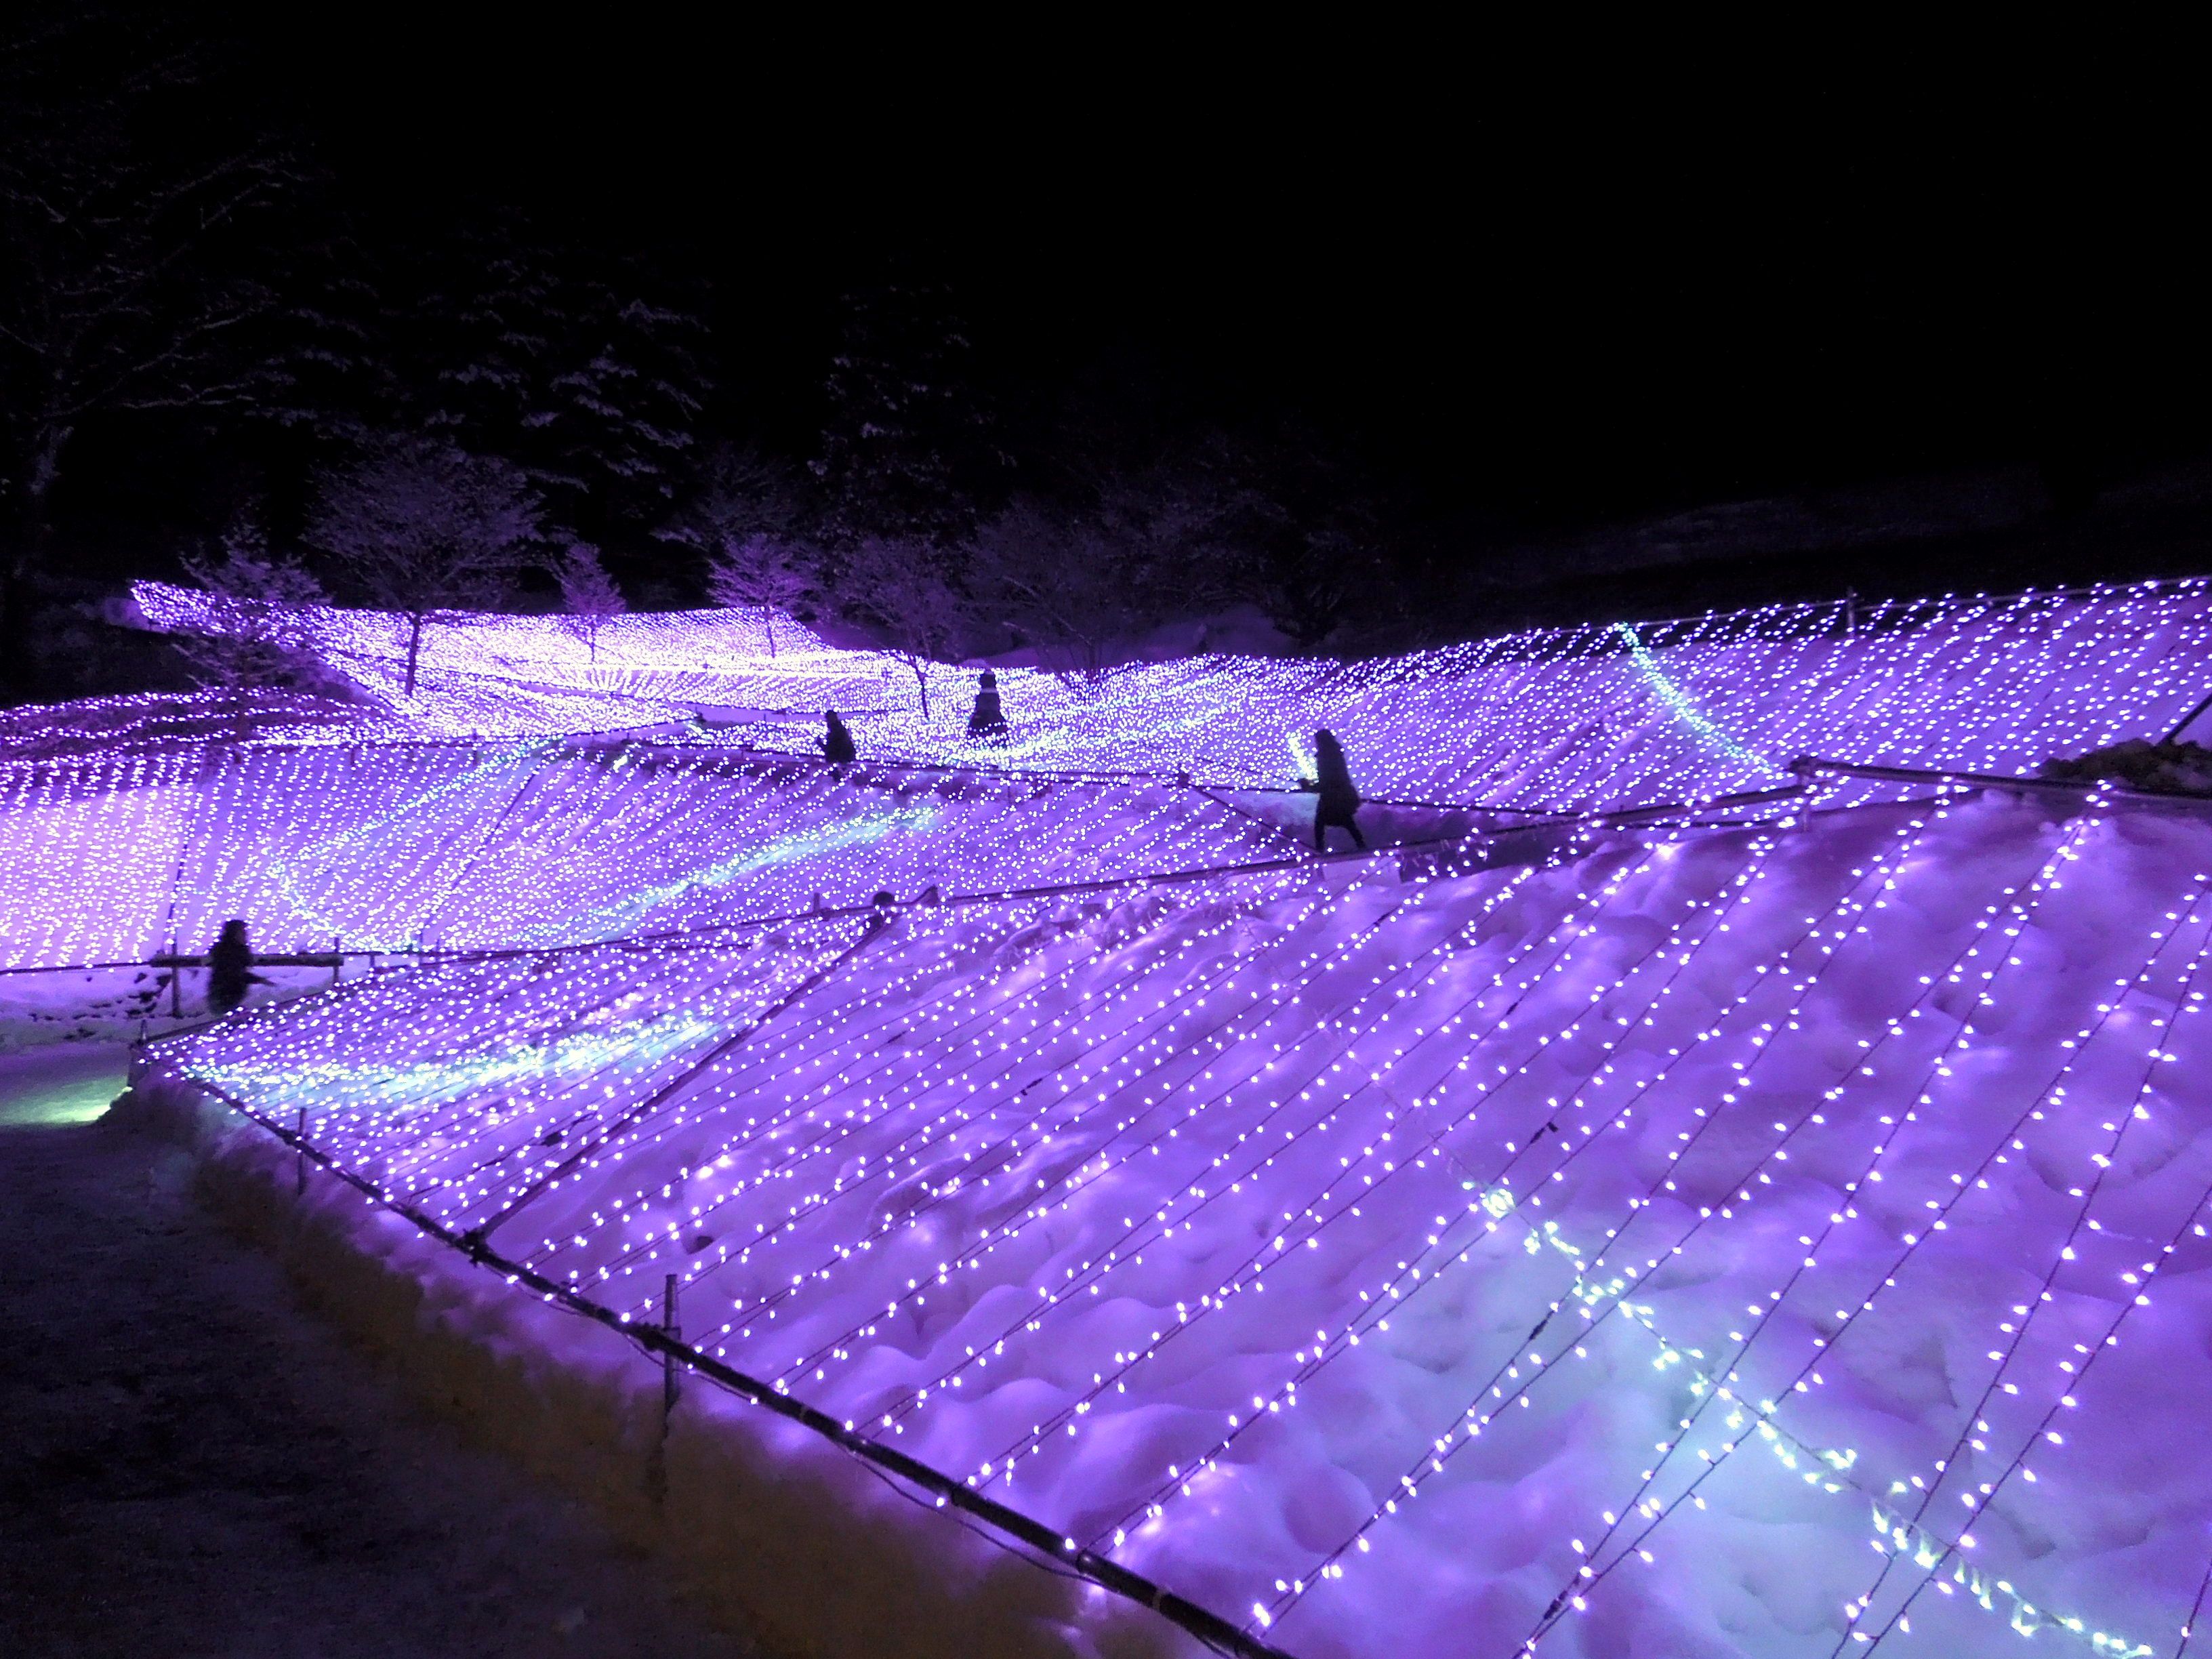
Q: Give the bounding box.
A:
[1310,729,1366,852]
[206,918,267,1017]
[823,710,857,764]
[966,670,1008,739]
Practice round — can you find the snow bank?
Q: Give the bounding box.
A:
[114,1066,1193,1659]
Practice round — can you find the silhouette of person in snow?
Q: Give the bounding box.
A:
[966,670,1008,740]
[823,710,857,764]
[1305,729,1366,853]
[206,918,268,1017]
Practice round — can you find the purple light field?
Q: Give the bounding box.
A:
[16,580,2212,1658]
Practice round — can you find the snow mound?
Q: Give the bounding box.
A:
[2042,739,2212,798]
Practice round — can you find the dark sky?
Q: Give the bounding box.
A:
[220,12,2210,527]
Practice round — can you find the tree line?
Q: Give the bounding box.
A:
[1,5,1452,706]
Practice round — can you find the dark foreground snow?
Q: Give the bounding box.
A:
[0,1046,757,1659]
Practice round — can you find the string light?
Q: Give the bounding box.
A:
[71,574,2212,1659]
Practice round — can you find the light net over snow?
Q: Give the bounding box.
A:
[0,747,1279,969]
[48,575,2212,1656]
[121,577,2212,804]
[147,791,2212,1659]
[7,573,2208,976]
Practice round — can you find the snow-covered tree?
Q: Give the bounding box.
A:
[663,441,811,548]
[704,535,814,656]
[304,436,544,696]
[842,535,974,717]
[813,280,1007,549]
[411,221,710,541]
[556,543,626,661]
[1155,427,1393,650]
[173,509,335,693]
[0,5,300,696]
[657,442,819,651]
[966,497,1158,685]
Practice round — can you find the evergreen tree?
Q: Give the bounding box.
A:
[813,279,1006,549]
[173,508,337,693]
[1172,425,1394,649]
[407,218,710,545]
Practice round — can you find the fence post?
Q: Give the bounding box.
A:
[663,1273,681,1410]
[647,1272,680,1507]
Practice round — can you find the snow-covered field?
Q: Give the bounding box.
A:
[9,577,2209,975]
[119,576,2212,803]
[22,577,2212,1657]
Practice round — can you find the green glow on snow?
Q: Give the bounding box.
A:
[1612,623,1780,773]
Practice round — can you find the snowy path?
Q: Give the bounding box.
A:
[0,1046,757,1659]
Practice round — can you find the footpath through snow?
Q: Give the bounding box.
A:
[0,1046,759,1658]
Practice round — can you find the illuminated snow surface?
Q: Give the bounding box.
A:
[20,578,2212,1657]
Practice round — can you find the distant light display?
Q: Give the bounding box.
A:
[10,576,2211,977]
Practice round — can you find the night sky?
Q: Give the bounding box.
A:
[216,15,2205,532]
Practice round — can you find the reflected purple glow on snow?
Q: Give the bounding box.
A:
[24,579,2212,1656]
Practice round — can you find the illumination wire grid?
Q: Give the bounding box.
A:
[104,577,2212,796]
[1502,829,2203,1655]
[81,577,2212,1658]
[1233,813,2039,1633]
[944,825,1826,1506]
[0,743,1285,969]
[1212,800,2212,1654]
[142,789,2212,1658]
[1506,815,2212,1658]
[14,576,2212,973]
[1835,909,2212,1654]
[603,582,2212,808]
[749,859,1593,1399]
[1094,809,1938,1559]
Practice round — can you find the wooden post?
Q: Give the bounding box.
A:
[295,1105,308,1196]
[662,1273,681,1419]
[647,1271,680,1508]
